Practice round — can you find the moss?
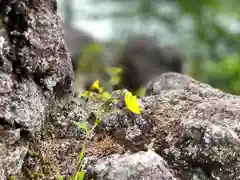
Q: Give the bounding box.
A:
[22,140,60,179]
[8,176,15,180]
[26,149,39,158]
[22,166,33,179]
[22,166,44,180]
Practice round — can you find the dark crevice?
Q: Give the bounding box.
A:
[0,117,26,130]
[1,0,31,78]
[0,117,13,129]
[20,129,31,139]
[1,118,31,140]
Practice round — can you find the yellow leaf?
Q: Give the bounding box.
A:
[124,92,142,114]
[91,80,100,91]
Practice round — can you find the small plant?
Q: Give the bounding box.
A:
[105,67,122,87]
[135,86,146,97]
[78,80,112,102]
[58,80,142,180]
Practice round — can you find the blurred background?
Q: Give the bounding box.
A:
[57,0,240,95]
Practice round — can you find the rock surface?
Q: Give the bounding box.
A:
[0,0,81,179]
[85,150,177,180]
[83,73,240,180]
[1,0,240,180]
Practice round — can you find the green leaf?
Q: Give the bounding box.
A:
[110,76,121,86]
[74,168,85,180]
[94,118,101,126]
[78,144,85,164]
[77,42,104,73]
[135,87,146,97]
[106,67,122,76]
[78,91,91,99]
[72,121,89,134]
[100,92,112,100]
[58,175,63,180]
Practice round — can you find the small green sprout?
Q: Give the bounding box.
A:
[73,168,85,180]
[106,67,122,87]
[69,79,142,180]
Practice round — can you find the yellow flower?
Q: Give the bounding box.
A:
[90,80,100,91]
[124,91,142,114]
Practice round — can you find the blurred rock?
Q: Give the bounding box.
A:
[114,36,184,93]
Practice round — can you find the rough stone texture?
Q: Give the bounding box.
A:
[0,140,28,178]
[146,73,232,99]
[1,0,240,179]
[43,97,85,139]
[85,150,177,180]
[80,72,240,180]
[142,73,240,179]
[22,138,83,179]
[94,72,240,180]
[0,0,81,179]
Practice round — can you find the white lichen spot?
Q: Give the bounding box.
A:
[0,36,5,55]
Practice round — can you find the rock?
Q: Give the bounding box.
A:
[85,150,177,180]
[1,0,240,179]
[44,97,86,138]
[0,140,28,179]
[134,72,240,179]
[146,72,232,99]
[1,79,46,134]
[87,72,240,179]
[0,0,82,179]
[113,36,184,94]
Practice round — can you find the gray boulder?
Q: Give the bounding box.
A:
[85,150,177,180]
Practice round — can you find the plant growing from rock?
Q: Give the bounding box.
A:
[58,80,142,180]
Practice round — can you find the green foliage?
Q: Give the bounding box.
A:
[73,121,89,134]
[135,87,146,97]
[205,56,240,94]
[106,67,122,87]
[57,80,142,179]
[78,80,112,101]
[75,42,106,94]
[8,176,15,180]
[177,0,220,15]
[77,42,104,73]
[73,169,85,180]
[60,0,240,96]
[188,59,207,82]
[189,56,240,95]
[58,175,63,180]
